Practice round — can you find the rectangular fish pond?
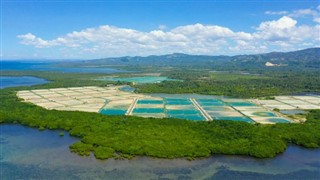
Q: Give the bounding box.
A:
[99,96,292,123]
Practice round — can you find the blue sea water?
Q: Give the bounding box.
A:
[1,61,127,74]
[0,76,48,89]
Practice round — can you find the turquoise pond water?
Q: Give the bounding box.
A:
[133,108,164,113]
[98,76,178,84]
[197,99,224,104]
[267,118,291,123]
[166,101,193,105]
[99,95,293,123]
[228,102,257,106]
[197,99,221,102]
[167,109,200,115]
[137,99,164,104]
[165,98,193,105]
[100,109,127,115]
[165,98,191,102]
[198,102,225,106]
[252,111,277,117]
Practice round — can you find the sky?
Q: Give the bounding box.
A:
[1,0,320,60]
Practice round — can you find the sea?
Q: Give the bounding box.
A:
[0,61,127,73]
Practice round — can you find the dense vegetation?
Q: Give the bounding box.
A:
[1,56,319,160]
[1,84,319,160]
[135,70,320,98]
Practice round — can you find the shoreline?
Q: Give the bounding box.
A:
[2,123,320,162]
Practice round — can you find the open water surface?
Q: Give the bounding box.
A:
[0,76,48,89]
[1,61,128,74]
[1,124,319,179]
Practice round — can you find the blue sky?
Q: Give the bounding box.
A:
[1,0,320,59]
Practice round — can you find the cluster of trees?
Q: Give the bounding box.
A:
[1,85,319,160]
[161,70,210,81]
[135,70,320,98]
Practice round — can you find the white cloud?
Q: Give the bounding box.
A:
[254,16,319,43]
[17,33,56,48]
[290,8,318,18]
[17,16,320,57]
[18,23,254,56]
[158,24,167,30]
[265,11,288,15]
[254,16,297,41]
[266,6,320,24]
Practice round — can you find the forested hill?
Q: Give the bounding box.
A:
[230,48,320,69]
[65,47,320,69]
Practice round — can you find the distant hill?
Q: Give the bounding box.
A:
[230,48,320,68]
[64,47,320,69]
[76,53,231,67]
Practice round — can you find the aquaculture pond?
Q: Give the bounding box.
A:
[1,124,319,179]
[100,109,127,115]
[266,118,292,123]
[99,91,291,123]
[119,85,135,92]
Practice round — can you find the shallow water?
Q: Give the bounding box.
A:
[1,124,319,179]
[280,109,307,115]
[119,85,136,92]
[0,76,48,89]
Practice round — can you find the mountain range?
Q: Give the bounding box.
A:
[67,47,320,69]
